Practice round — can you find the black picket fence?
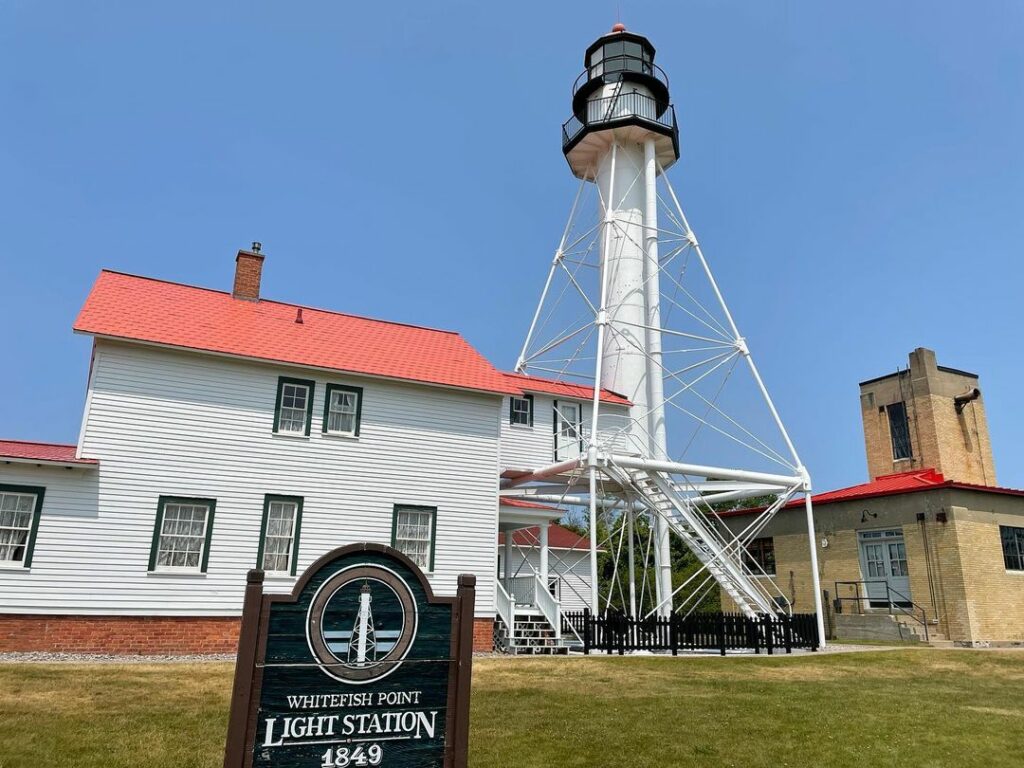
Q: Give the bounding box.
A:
[563,609,820,656]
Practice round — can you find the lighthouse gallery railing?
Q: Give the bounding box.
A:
[562,91,677,150]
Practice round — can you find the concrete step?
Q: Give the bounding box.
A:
[834,612,926,643]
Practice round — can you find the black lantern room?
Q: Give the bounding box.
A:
[562,24,680,179]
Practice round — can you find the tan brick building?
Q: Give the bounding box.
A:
[719,348,1024,646]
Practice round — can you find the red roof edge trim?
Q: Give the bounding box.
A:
[502,372,632,405]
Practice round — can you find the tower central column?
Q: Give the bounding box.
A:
[597,140,651,440]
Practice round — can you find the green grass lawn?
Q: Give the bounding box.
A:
[1,650,1023,767]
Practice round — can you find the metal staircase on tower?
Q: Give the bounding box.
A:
[606,464,781,618]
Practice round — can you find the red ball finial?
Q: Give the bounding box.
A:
[611,22,627,32]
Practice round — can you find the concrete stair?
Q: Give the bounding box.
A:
[834,612,939,644]
[511,617,569,655]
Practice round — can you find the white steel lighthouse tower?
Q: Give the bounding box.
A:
[509,24,826,646]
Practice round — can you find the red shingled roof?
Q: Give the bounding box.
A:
[0,440,97,466]
[498,524,592,550]
[502,372,631,405]
[720,468,1024,517]
[74,271,521,396]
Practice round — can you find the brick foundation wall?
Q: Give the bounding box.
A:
[0,615,242,654]
[473,617,494,652]
[0,614,497,655]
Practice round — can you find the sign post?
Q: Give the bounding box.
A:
[224,543,475,768]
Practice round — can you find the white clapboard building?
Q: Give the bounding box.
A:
[0,248,627,654]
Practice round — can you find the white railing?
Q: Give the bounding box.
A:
[533,574,562,641]
[507,575,536,606]
[495,580,515,636]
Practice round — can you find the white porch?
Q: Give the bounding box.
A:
[495,500,590,653]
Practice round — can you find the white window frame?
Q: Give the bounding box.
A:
[323,384,362,437]
[275,378,314,436]
[0,487,42,567]
[150,497,214,573]
[510,394,533,427]
[259,496,302,576]
[392,505,436,572]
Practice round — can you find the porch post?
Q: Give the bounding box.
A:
[503,533,514,597]
[539,522,550,585]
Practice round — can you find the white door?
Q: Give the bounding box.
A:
[858,530,911,606]
[554,401,582,460]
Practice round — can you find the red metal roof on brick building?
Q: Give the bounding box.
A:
[0,440,97,466]
[74,271,521,396]
[721,468,1024,517]
[502,372,631,405]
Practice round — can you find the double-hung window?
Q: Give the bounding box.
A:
[322,384,363,437]
[274,377,315,436]
[258,495,303,575]
[149,497,215,573]
[0,485,44,567]
[392,505,436,571]
[509,395,533,427]
[1001,526,1024,571]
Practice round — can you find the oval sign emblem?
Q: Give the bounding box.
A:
[306,564,418,684]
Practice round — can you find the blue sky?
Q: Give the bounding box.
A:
[1,2,1021,492]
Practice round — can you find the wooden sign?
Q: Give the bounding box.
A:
[224,543,475,768]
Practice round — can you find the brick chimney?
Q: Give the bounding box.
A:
[233,242,264,301]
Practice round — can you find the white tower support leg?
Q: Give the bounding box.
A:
[803,493,827,649]
[627,508,637,617]
[588,464,600,614]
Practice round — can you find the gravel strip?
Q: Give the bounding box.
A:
[0,652,236,664]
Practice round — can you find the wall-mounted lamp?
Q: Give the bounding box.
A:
[936,511,948,524]
[861,509,878,524]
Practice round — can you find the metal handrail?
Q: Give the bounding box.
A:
[572,55,670,96]
[562,92,677,150]
[833,580,930,642]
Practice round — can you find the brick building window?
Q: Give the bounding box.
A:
[1000,525,1024,571]
[887,401,912,460]
[743,538,776,575]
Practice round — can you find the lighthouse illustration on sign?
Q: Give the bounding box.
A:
[347,583,379,666]
[307,565,419,684]
[507,22,825,646]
